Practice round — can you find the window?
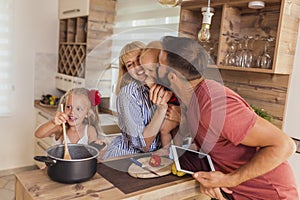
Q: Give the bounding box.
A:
[110,0,180,66]
[109,0,180,111]
[0,0,14,116]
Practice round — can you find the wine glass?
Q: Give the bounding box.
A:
[224,40,237,66]
[201,39,219,65]
[241,36,254,68]
[257,37,273,69]
[235,38,243,67]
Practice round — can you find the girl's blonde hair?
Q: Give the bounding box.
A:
[115,41,146,95]
[58,87,101,135]
[140,40,162,65]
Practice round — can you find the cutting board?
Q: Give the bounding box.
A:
[128,157,173,178]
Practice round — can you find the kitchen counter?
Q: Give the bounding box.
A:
[15,155,210,200]
[34,100,57,116]
[34,100,115,118]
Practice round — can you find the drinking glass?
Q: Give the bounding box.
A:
[235,39,243,67]
[257,38,273,69]
[241,36,254,68]
[201,41,216,65]
[224,40,237,66]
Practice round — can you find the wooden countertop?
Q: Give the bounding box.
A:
[34,100,57,116]
[15,169,204,200]
[34,100,115,117]
[15,155,209,200]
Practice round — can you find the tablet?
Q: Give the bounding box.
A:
[171,145,215,174]
[171,145,232,200]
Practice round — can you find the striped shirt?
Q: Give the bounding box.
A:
[102,81,161,159]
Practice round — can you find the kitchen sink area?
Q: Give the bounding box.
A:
[99,113,118,126]
[99,113,121,137]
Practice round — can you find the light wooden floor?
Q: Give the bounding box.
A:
[0,174,15,200]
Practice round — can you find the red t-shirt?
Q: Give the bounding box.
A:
[187,79,299,200]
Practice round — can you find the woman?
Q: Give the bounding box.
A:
[102,41,171,159]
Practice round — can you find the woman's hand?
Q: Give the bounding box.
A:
[149,84,172,107]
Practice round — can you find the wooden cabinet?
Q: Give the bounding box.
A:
[34,108,55,169]
[57,16,87,79]
[179,0,300,74]
[59,0,90,19]
[56,0,116,94]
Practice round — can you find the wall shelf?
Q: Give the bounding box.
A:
[179,0,300,74]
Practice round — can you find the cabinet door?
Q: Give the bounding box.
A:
[35,109,54,169]
[59,0,90,19]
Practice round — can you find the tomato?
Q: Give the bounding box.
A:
[149,155,161,167]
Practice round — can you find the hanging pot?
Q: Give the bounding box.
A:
[34,144,99,184]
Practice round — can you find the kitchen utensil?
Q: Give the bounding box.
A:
[34,144,99,183]
[128,157,173,178]
[130,157,159,176]
[60,104,71,160]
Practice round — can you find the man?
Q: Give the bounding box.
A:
[156,36,298,200]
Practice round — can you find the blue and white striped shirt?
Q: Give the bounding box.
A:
[102,81,161,159]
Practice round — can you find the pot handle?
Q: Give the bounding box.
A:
[34,156,57,167]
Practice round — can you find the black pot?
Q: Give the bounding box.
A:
[34,144,99,184]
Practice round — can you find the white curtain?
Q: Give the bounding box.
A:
[0,0,14,116]
[109,0,180,111]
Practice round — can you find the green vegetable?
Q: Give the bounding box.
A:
[250,104,274,123]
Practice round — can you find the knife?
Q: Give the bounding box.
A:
[130,157,160,176]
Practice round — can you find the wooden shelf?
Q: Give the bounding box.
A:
[59,42,87,45]
[179,0,300,128]
[58,44,86,78]
[208,64,274,73]
[179,0,300,74]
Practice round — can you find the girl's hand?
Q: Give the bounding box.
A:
[166,104,181,122]
[52,111,67,126]
[94,139,106,145]
[91,140,107,161]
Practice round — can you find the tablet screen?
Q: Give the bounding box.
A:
[172,145,214,173]
[172,146,232,200]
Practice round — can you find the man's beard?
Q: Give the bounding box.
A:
[156,66,171,89]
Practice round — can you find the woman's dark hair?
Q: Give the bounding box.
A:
[161,36,208,81]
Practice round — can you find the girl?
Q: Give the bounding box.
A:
[102,41,172,160]
[140,41,182,155]
[35,88,103,145]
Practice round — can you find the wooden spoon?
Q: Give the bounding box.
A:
[60,104,72,160]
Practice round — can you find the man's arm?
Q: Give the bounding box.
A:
[228,116,296,186]
[194,116,296,188]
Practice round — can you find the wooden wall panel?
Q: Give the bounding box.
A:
[205,68,289,128]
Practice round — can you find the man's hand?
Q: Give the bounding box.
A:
[193,171,233,199]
